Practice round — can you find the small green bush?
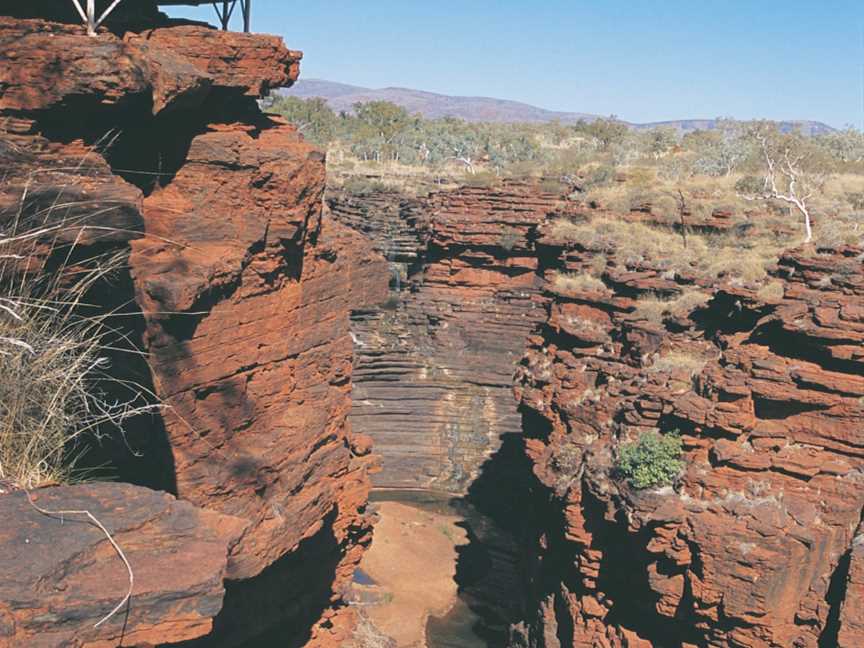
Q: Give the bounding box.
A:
[615,431,684,489]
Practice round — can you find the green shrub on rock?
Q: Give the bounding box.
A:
[615,431,684,489]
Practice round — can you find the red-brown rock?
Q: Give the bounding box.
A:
[0,483,246,648]
[839,532,864,647]
[0,19,299,117]
[515,238,864,647]
[1,12,374,647]
[125,26,301,97]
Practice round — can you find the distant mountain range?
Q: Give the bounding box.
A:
[282,79,835,136]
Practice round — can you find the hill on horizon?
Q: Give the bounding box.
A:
[282,79,835,136]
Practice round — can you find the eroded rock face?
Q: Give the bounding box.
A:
[839,529,864,647]
[331,182,570,491]
[514,225,864,647]
[0,483,246,648]
[1,14,374,647]
[125,27,302,98]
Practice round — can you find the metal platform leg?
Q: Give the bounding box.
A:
[71,0,126,36]
[242,0,251,32]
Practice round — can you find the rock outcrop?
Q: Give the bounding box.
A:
[513,213,864,647]
[331,182,570,491]
[1,14,375,647]
[0,483,246,648]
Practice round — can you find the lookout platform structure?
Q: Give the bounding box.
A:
[70,0,252,35]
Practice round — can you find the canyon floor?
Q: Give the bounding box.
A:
[353,498,470,647]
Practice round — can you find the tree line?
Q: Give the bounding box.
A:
[264,94,864,179]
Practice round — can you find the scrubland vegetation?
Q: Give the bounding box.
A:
[269,96,862,206]
[267,96,863,293]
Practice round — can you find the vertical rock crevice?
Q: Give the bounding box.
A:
[331,181,575,492]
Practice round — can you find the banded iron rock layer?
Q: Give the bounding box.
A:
[332,183,864,646]
[329,183,573,491]
[0,11,384,647]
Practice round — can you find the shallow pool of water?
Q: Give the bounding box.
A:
[352,568,376,586]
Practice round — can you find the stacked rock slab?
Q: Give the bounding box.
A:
[326,189,427,267]
[513,214,864,648]
[1,15,378,647]
[335,182,573,491]
[0,484,247,648]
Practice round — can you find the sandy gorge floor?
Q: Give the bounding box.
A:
[354,499,469,647]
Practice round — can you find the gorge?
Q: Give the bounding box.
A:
[330,179,864,647]
[1,5,863,648]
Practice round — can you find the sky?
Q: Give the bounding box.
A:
[167,1,864,129]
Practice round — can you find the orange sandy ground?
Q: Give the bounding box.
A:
[356,501,469,647]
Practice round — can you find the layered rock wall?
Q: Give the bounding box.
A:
[513,214,864,647]
[331,183,571,491]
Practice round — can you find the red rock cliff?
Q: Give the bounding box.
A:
[513,211,864,647]
[1,15,375,647]
[332,181,864,646]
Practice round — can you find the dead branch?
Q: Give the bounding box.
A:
[24,489,134,629]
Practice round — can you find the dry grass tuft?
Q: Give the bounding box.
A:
[551,218,706,268]
[1,217,159,489]
[648,351,709,376]
[551,271,608,294]
[549,441,583,495]
[631,290,710,323]
[756,281,785,302]
[551,215,794,288]
[631,297,670,323]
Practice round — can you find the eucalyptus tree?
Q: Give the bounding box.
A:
[736,123,832,242]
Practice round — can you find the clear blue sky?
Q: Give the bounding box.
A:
[168,1,863,128]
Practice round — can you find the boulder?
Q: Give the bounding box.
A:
[0,482,246,648]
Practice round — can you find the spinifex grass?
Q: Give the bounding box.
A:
[0,211,159,489]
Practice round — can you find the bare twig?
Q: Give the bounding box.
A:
[24,489,134,629]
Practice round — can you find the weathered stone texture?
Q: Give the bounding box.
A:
[0,483,246,648]
[514,214,864,647]
[1,14,373,647]
[333,182,570,491]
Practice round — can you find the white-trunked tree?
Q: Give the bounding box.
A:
[737,122,831,243]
